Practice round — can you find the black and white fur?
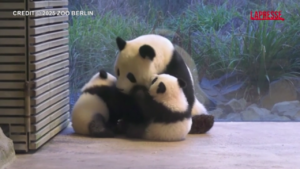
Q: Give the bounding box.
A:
[114,34,209,117]
[71,69,120,137]
[126,74,192,141]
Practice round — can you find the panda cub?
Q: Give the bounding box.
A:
[71,69,120,137]
[126,74,192,142]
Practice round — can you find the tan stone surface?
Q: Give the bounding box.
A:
[8,123,300,169]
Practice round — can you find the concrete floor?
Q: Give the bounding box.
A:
[8,122,300,169]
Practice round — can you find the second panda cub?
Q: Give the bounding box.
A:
[127,74,192,141]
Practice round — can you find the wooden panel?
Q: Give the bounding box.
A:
[30,30,68,44]
[0,117,25,124]
[31,83,69,105]
[14,144,27,152]
[31,98,69,123]
[30,118,69,141]
[29,16,68,27]
[31,68,69,88]
[0,29,25,36]
[31,90,69,114]
[0,47,25,54]
[29,23,68,35]
[0,38,25,45]
[0,73,25,80]
[0,56,25,63]
[0,91,24,98]
[0,100,24,107]
[31,75,69,97]
[29,45,68,62]
[0,20,25,28]
[0,64,25,71]
[29,60,69,79]
[0,11,24,19]
[30,53,69,70]
[0,82,24,89]
[0,108,24,116]
[29,118,69,150]
[29,38,68,53]
[10,126,26,133]
[29,0,68,9]
[10,134,27,142]
[31,109,69,132]
[0,3,25,10]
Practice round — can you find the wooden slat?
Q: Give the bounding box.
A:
[0,38,25,45]
[31,83,69,105]
[29,0,68,9]
[14,143,27,152]
[0,91,24,98]
[10,134,27,142]
[30,60,69,79]
[30,117,69,141]
[29,23,68,35]
[30,53,68,70]
[31,108,69,132]
[29,16,68,27]
[10,126,26,133]
[0,56,25,63]
[0,47,25,54]
[29,45,68,62]
[0,100,24,107]
[0,11,24,19]
[0,3,25,10]
[0,82,24,89]
[30,30,68,44]
[29,38,68,53]
[0,117,25,124]
[31,75,68,97]
[31,68,69,88]
[0,73,25,80]
[29,118,69,150]
[31,90,69,114]
[0,64,25,71]
[0,20,25,28]
[31,98,69,123]
[0,108,24,116]
[0,29,24,36]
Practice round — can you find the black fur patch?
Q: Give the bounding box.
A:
[189,114,214,134]
[139,45,156,60]
[127,72,136,83]
[116,37,126,51]
[99,69,107,79]
[177,78,186,88]
[156,82,166,94]
[151,77,158,84]
[88,113,114,138]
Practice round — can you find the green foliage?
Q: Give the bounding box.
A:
[69,0,300,100]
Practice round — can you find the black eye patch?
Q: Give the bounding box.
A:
[117,69,120,76]
[127,73,136,83]
[156,82,166,94]
[151,77,158,85]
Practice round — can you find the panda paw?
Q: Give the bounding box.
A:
[130,85,148,99]
[189,114,214,134]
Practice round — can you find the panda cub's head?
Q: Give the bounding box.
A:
[149,74,188,113]
[81,69,116,92]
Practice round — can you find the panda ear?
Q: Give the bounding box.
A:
[99,69,107,79]
[116,37,126,51]
[177,78,186,88]
[156,82,166,94]
[139,45,156,61]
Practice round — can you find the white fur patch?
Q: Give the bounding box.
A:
[149,74,188,113]
[81,72,116,92]
[191,97,208,116]
[144,118,192,141]
[114,34,174,94]
[72,94,109,135]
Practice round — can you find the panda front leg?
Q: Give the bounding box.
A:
[88,113,115,138]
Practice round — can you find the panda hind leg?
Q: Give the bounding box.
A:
[88,113,115,138]
[189,114,214,134]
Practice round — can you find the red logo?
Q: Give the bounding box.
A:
[250,11,285,21]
